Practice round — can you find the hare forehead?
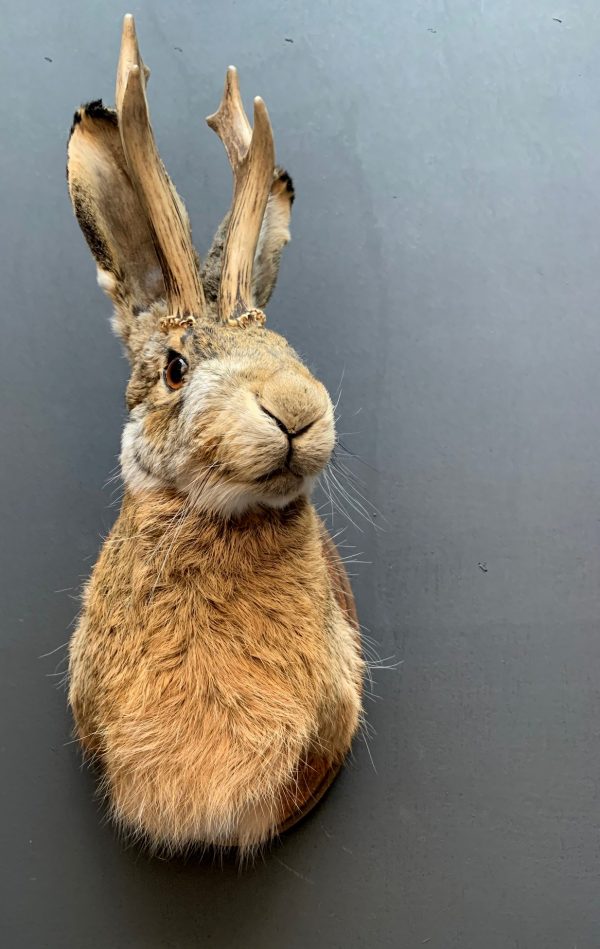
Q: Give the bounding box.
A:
[187,324,292,363]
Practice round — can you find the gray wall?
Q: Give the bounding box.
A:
[2,1,600,946]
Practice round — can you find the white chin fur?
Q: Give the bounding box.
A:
[181,474,316,518]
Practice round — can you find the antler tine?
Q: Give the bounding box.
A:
[116,14,205,321]
[207,69,275,324]
[115,13,149,109]
[206,66,252,171]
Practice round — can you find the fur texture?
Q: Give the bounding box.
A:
[70,494,363,850]
[66,91,364,852]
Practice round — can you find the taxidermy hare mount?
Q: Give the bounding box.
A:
[67,14,364,852]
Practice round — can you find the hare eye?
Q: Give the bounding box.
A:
[164,354,188,391]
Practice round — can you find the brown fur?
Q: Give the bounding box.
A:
[70,493,362,850]
[66,43,364,853]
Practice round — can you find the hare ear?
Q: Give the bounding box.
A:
[67,100,165,332]
[201,168,294,309]
[252,167,294,310]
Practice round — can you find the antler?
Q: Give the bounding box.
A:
[207,67,275,325]
[116,14,205,322]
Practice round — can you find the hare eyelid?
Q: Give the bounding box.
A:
[166,348,186,366]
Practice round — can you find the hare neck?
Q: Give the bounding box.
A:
[112,489,321,583]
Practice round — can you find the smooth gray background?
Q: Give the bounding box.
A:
[1,1,599,946]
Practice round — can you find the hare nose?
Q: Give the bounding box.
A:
[259,404,315,439]
[257,370,329,436]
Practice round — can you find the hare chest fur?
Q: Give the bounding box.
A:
[69,494,363,849]
[66,14,364,853]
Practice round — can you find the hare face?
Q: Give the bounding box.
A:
[120,321,335,517]
[67,19,332,517]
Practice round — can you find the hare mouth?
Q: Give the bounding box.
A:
[254,465,302,487]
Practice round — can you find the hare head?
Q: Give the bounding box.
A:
[67,15,335,518]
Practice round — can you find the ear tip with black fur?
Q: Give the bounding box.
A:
[69,100,118,140]
[273,167,295,204]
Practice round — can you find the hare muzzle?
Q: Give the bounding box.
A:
[257,371,334,476]
[177,360,335,514]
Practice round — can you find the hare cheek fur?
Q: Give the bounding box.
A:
[67,15,364,853]
[121,340,335,518]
